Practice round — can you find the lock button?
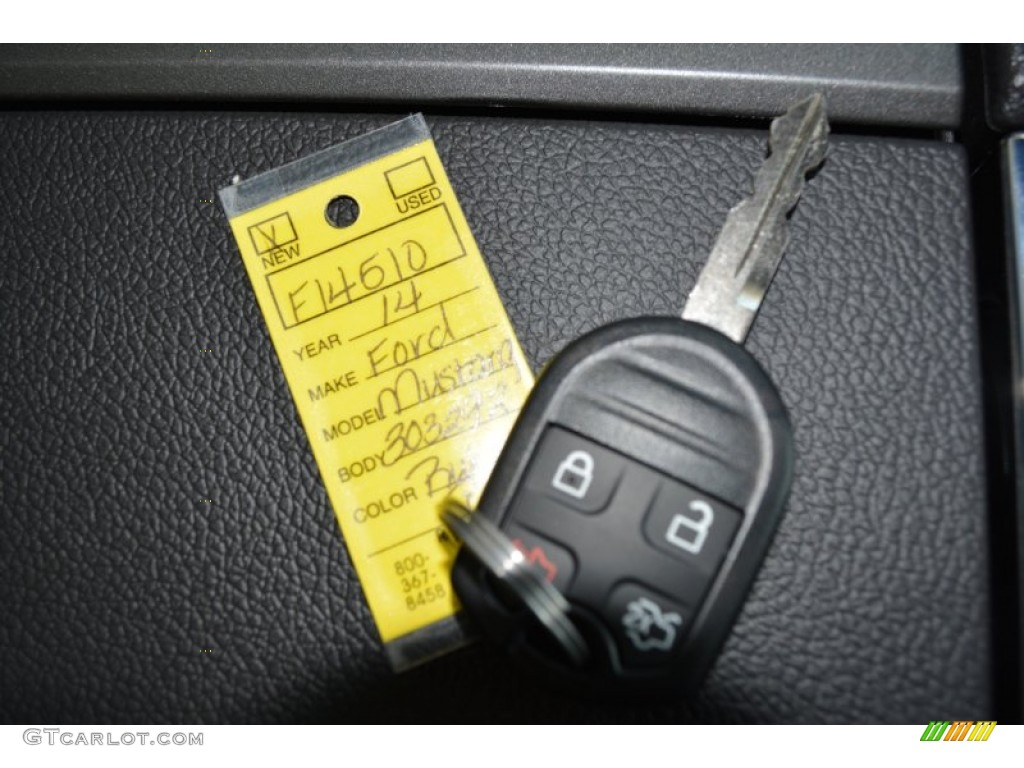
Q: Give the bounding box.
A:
[525,427,624,514]
[553,451,594,498]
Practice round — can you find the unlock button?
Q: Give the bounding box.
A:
[526,427,624,514]
[643,480,742,577]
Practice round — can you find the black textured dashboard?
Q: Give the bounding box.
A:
[0,44,962,128]
[0,110,992,723]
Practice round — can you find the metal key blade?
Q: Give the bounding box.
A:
[682,94,829,343]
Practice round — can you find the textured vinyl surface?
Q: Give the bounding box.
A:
[0,111,990,723]
[0,44,962,128]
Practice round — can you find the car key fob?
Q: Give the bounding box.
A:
[449,318,793,697]
[446,95,828,698]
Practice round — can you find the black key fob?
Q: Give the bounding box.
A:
[450,317,793,698]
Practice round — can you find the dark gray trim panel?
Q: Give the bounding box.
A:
[985,44,1024,131]
[0,44,961,128]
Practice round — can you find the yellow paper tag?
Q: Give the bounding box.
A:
[220,116,533,667]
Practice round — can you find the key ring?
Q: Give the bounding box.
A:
[441,499,590,666]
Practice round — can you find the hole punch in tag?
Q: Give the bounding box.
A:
[219,115,534,670]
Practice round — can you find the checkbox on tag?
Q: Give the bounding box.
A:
[248,212,298,255]
[385,157,435,199]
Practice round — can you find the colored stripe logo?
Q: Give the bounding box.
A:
[920,721,997,741]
